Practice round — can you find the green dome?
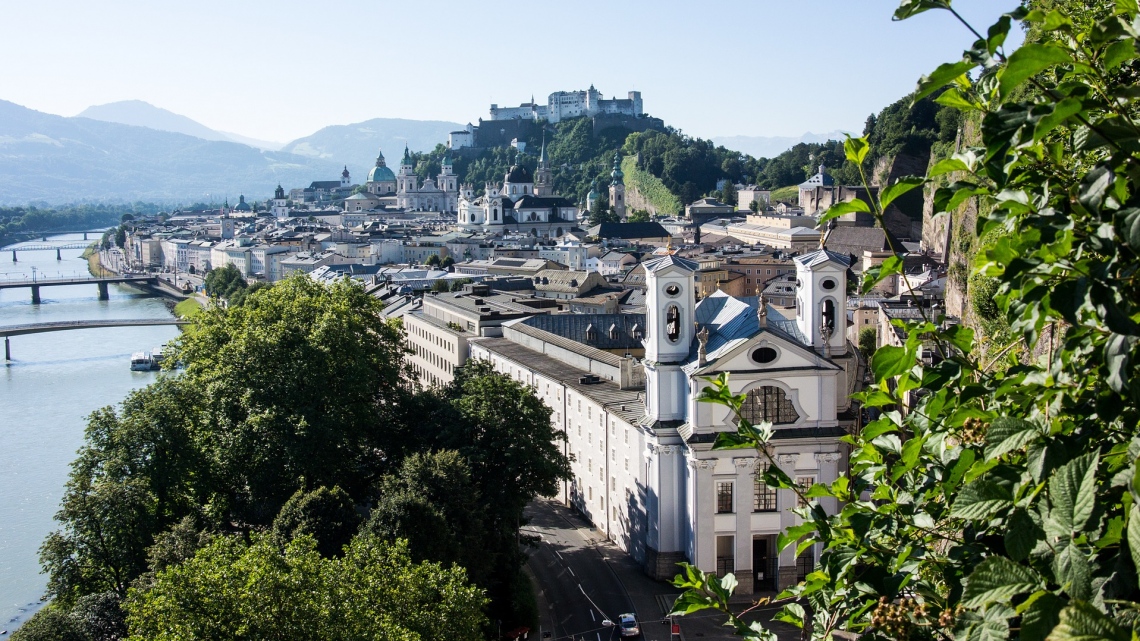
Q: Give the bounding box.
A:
[368,165,396,183]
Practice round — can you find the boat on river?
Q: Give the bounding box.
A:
[129,352,153,371]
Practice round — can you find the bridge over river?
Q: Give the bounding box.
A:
[0,275,188,303]
[1,318,189,361]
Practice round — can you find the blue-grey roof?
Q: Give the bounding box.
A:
[521,313,646,350]
[642,254,698,273]
[793,249,852,269]
[681,291,810,375]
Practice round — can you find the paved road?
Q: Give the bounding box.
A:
[524,502,637,641]
[524,501,801,641]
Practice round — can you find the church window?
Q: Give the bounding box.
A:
[796,476,816,508]
[741,386,799,425]
[754,473,777,512]
[751,347,778,364]
[665,305,681,342]
[822,299,836,333]
[821,278,836,291]
[716,481,734,513]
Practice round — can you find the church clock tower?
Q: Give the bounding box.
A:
[609,152,626,220]
[643,255,697,423]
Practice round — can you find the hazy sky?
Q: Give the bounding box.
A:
[0,0,1022,144]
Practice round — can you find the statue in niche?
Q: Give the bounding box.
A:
[666,305,680,341]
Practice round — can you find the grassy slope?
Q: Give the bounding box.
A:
[769,185,799,203]
[621,156,682,215]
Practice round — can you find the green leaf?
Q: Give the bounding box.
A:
[668,591,717,616]
[1078,165,1113,216]
[871,345,914,381]
[771,603,805,628]
[962,556,1045,607]
[818,198,871,226]
[1115,0,1139,17]
[936,86,981,111]
[893,0,951,21]
[929,157,970,178]
[844,136,870,164]
[1117,207,1140,248]
[1033,98,1083,142]
[880,176,926,211]
[950,478,1013,520]
[1020,592,1063,641]
[914,59,976,103]
[776,523,815,553]
[1128,504,1140,569]
[1104,39,1137,70]
[1046,600,1130,641]
[862,418,898,441]
[1048,453,1099,532]
[1104,334,1131,394]
[984,417,1042,460]
[999,44,1074,98]
[1005,508,1045,562]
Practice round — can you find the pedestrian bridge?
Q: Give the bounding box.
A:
[1,318,190,361]
[0,275,159,303]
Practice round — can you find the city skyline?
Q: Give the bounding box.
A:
[1,0,1022,144]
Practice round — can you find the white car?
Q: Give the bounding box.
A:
[618,613,640,637]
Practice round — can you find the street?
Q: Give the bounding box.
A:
[523,501,800,641]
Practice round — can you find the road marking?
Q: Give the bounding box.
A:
[597,634,602,641]
[568,567,576,577]
[590,610,596,622]
[556,551,564,561]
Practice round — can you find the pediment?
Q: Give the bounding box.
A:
[695,328,838,376]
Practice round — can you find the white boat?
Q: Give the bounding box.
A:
[150,346,166,369]
[130,352,153,371]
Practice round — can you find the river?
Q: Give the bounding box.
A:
[0,233,181,635]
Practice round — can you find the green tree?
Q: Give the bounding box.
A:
[364,450,490,585]
[671,4,1140,640]
[173,274,408,525]
[124,535,487,641]
[449,277,473,292]
[223,280,266,308]
[627,209,651,223]
[202,264,247,300]
[588,196,619,226]
[719,181,737,206]
[431,278,451,293]
[10,606,86,641]
[271,485,360,559]
[440,255,455,268]
[114,226,125,248]
[425,254,441,267]
[857,326,877,362]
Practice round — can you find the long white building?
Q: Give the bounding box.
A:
[489,86,643,123]
[470,250,861,592]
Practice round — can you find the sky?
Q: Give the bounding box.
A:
[0,0,1023,144]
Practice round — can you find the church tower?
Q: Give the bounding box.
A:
[609,152,626,220]
[534,136,554,196]
[397,145,418,195]
[340,166,351,188]
[643,255,698,422]
[271,184,289,219]
[793,249,851,356]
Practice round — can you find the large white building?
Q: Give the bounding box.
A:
[470,250,861,592]
[396,146,459,213]
[456,144,579,237]
[489,86,644,123]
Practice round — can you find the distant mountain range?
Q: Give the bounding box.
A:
[78,100,286,151]
[0,96,846,205]
[710,131,850,159]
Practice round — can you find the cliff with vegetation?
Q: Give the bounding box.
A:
[620,155,681,216]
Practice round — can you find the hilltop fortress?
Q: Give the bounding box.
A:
[489,86,643,123]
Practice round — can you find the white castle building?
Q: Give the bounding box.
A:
[456,142,579,237]
[469,249,861,592]
[489,86,643,124]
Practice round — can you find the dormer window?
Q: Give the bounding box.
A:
[609,324,620,340]
[585,323,597,342]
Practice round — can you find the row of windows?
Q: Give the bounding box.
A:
[714,474,816,514]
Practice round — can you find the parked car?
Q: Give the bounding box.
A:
[618,613,640,637]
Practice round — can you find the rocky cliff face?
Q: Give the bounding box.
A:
[871,150,931,241]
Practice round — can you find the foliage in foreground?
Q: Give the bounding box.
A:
[32,273,569,637]
[123,535,487,641]
[671,3,1140,641]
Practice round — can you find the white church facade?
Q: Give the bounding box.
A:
[394,146,460,213]
[456,143,579,237]
[469,250,861,592]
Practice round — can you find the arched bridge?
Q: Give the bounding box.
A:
[1,318,190,361]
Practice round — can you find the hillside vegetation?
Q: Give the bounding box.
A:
[621,155,681,215]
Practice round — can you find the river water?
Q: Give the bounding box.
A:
[0,233,180,635]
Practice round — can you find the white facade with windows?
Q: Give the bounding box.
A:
[470,250,861,592]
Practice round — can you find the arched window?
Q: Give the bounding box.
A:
[822,299,836,333]
[666,305,681,342]
[740,386,799,425]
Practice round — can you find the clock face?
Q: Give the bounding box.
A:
[664,284,681,297]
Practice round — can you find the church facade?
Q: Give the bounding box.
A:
[395,146,460,213]
[456,143,579,237]
[469,250,860,592]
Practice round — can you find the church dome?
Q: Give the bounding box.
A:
[368,165,395,183]
[506,164,532,183]
[234,194,252,212]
